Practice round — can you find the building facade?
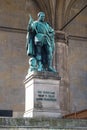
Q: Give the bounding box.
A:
[0,0,87,117]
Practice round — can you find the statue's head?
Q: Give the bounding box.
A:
[38,12,45,22]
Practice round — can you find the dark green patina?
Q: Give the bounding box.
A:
[26,12,56,73]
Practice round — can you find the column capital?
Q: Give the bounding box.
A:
[55,30,68,44]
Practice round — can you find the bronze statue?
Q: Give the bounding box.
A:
[26,12,56,73]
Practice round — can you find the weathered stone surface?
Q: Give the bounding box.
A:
[64,0,87,37]
[0,118,87,129]
[55,31,70,114]
[0,0,87,117]
[24,71,62,118]
[0,31,27,112]
[68,37,87,112]
[0,0,27,29]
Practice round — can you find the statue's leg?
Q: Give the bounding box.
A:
[35,43,43,71]
[47,45,56,72]
[47,46,53,67]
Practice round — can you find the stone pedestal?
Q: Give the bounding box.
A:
[23,71,61,118]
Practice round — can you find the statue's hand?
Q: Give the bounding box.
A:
[29,14,34,25]
[27,15,34,31]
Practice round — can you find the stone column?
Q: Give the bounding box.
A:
[55,31,70,115]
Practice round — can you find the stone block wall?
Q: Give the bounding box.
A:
[0,30,27,114]
[68,37,87,112]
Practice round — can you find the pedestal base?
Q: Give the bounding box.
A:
[23,71,61,118]
[24,109,61,118]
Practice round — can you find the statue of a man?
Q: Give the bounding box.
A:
[26,12,56,72]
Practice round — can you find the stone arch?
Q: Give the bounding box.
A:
[64,0,77,24]
[25,0,55,26]
[26,0,72,30]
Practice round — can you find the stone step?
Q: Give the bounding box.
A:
[0,118,87,129]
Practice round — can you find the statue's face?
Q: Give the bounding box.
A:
[38,14,45,22]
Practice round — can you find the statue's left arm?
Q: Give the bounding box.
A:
[47,24,55,53]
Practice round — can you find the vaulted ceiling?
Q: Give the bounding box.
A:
[0,0,87,35]
[25,0,87,32]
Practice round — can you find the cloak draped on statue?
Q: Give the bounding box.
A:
[26,15,36,56]
[26,30,36,56]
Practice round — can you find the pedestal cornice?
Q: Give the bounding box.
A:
[24,71,61,84]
